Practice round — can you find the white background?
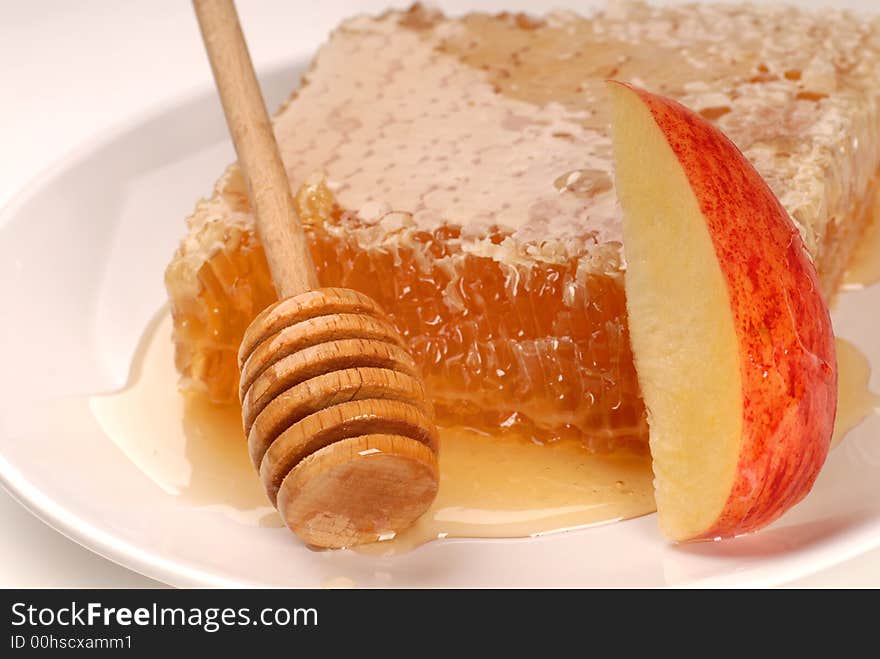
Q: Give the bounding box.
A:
[1,0,878,587]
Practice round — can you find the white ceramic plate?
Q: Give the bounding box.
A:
[2,49,880,587]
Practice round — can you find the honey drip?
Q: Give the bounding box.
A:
[89,310,281,528]
[87,309,878,552]
[832,338,880,448]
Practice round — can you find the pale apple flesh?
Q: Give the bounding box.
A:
[609,81,837,541]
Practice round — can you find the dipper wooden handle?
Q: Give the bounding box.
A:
[193,0,317,298]
[193,0,439,549]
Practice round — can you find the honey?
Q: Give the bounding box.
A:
[87,307,878,552]
[165,4,880,449]
[354,426,654,556]
[832,338,880,449]
[92,309,654,539]
[90,311,282,528]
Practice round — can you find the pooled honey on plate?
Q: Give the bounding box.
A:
[91,309,655,543]
[89,311,282,528]
[832,338,880,448]
[86,306,878,552]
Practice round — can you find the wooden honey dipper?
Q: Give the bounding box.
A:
[193,0,439,549]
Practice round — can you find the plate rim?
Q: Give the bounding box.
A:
[0,78,272,589]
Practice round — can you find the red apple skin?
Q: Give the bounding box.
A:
[620,83,838,539]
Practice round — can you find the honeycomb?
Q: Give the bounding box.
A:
[165,3,880,450]
[166,171,645,449]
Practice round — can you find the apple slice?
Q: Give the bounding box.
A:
[609,81,837,541]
